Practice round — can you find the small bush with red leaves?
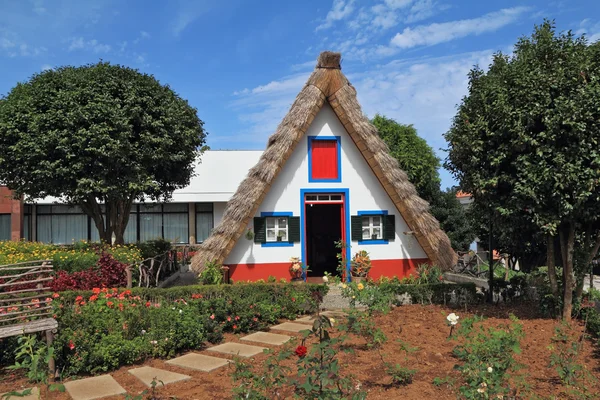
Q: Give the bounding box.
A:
[50,253,128,292]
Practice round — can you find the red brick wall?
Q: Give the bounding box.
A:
[0,186,23,241]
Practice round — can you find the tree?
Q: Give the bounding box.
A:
[372,114,475,252]
[444,21,600,320]
[372,115,440,204]
[0,62,206,244]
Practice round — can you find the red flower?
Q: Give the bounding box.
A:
[227,316,231,322]
[145,301,151,308]
[106,301,114,308]
[291,298,296,302]
[75,296,83,302]
[92,288,101,294]
[89,295,98,302]
[295,345,307,357]
[52,293,60,298]
[233,324,237,330]
[68,340,75,350]
[210,314,215,320]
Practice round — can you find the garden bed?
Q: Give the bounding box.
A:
[2,303,598,399]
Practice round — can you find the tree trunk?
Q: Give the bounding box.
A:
[80,194,136,246]
[488,220,494,303]
[559,223,575,321]
[546,234,559,299]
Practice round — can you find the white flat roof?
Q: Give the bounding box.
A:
[34,150,262,204]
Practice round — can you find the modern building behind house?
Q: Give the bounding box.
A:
[0,150,262,245]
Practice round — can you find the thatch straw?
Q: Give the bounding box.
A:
[191,51,456,273]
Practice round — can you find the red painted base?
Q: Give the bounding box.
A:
[227,258,430,282]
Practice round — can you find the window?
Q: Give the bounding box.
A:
[266,216,288,242]
[308,136,341,182]
[139,203,189,244]
[196,203,213,243]
[351,212,395,244]
[254,212,300,247]
[0,214,10,241]
[362,215,383,240]
[36,205,88,244]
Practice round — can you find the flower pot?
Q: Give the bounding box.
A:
[351,276,363,283]
[291,277,304,283]
[277,237,282,242]
[371,234,378,240]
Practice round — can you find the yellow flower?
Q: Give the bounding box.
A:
[357,283,364,290]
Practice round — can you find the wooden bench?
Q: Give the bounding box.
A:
[0,260,57,374]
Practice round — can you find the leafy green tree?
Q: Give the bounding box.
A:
[445,21,600,319]
[373,115,440,203]
[0,62,206,244]
[372,114,475,252]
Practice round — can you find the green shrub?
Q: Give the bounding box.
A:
[452,315,524,398]
[47,283,327,375]
[199,261,223,285]
[135,239,172,260]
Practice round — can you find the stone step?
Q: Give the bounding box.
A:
[270,322,313,333]
[166,353,230,372]
[64,374,126,400]
[295,311,347,324]
[1,387,39,400]
[207,342,268,358]
[241,331,291,346]
[128,366,190,387]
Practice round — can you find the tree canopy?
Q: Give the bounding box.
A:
[0,62,206,244]
[444,21,600,319]
[372,114,475,252]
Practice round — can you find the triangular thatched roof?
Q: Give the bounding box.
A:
[191,51,456,272]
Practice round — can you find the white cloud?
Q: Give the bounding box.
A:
[41,64,52,71]
[68,37,111,53]
[316,0,356,31]
[170,1,214,36]
[391,7,528,49]
[226,50,492,159]
[578,18,600,43]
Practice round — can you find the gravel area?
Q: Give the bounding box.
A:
[320,285,353,310]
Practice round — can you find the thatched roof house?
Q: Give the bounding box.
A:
[191,51,456,281]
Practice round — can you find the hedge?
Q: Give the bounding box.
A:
[377,282,478,305]
[1,283,328,376]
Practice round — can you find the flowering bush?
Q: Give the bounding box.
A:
[450,315,525,398]
[0,241,142,273]
[43,283,327,375]
[350,250,371,277]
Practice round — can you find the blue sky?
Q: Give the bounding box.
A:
[1,0,599,189]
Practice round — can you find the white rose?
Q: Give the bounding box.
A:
[487,367,493,373]
[323,276,329,283]
[446,313,459,326]
[141,329,146,335]
[329,318,335,326]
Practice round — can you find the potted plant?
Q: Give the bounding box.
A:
[350,250,371,283]
[371,233,378,240]
[289,257,304,281]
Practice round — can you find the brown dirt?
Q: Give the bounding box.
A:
[2,304,599,399]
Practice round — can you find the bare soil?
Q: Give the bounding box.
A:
[2,303,599,399]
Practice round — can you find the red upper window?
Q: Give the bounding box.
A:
[311,139,338,180]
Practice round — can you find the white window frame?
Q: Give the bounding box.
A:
[265,216,289,242]
[361,215,383,240]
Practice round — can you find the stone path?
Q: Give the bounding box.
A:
[11,290,348,400]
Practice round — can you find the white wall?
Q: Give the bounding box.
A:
[225,103,427,265]
[213,202,227,226]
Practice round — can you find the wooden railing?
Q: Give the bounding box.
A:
[0,260,57,374]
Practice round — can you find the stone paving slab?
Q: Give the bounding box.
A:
[1,387,39,400]
[129,366,190,387]
[64,375,126,400]
[166,353,230,372]
[241,331,291,345]
[270,322,313,333]
[207,342,267,358]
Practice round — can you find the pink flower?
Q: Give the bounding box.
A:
[68,340,75,350]
[210,314,215,320]
[227,316,231,322]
